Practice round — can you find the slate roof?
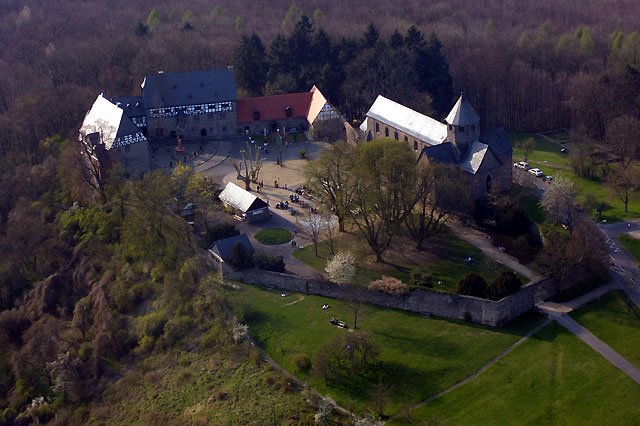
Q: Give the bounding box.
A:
[445,95,480,126]
[460,141,491,174]
[211,234,254,261]
[420,142,458,165]
[218,182,268,213]
[142,69,237,109]
[237,92,313,124]
[480,126,512,156]
[366,95,447,145]
[80,95,146,150]
[111,96,145,118]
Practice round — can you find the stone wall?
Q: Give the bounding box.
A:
[222,265,560,327]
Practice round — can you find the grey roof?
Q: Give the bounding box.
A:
[420,142,458,165]
[111,96,145,118]
[366,95,447,145]
[460,141,490,174]
[142,69,237,109]
[480,127,512,156]
[446,95,480,126]
[79,94,146,150]
[212,234,254,261]
[218,182,268,213]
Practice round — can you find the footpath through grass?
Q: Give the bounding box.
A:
[293,231,520,292]
[570,290,640,369]
[227,283,542,417]
[618,234,640,265]
[400,323,640,425]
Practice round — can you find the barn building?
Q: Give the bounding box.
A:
[218,182,270,223]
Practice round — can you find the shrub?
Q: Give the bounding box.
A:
[205,222,240,246]
[488,271,523,300]
[293,354,311,372]
[368,276,409,295]
[227,243,253,269]
[410,271,433,288]
[455,272,487,298]
[253,251,286,272]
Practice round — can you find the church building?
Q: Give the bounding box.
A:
[360,94,512,197]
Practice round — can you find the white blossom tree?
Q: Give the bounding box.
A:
[541,176,580,227]
[325,251,361,328]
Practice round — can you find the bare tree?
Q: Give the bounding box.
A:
[520,137,535,162]
[606,115,640,166]
[298,213,323,256]
[606,165,638,213]
[231,141,264,191]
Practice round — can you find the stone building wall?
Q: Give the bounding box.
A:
[222,265,560,327]
[110,139,150,178]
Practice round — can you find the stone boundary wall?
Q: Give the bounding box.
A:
[222,266,560,327]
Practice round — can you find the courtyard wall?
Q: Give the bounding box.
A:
[221,265,563,327]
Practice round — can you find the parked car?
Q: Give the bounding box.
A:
[544,175,554,182]
[513,161,530,170]
[529,168,544,177]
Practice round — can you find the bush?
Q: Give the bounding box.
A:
[293,354,311,372]
[368,276,409,295]
[410,271,433,288]
[488,271,522,300]
[253,251,286,272]
[227,243,254,269]
[455,272,487,298]
[205,222,240,246]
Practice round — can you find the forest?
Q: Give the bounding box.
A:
[1,0,640,423]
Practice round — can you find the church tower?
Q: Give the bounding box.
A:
[445,94,480,157]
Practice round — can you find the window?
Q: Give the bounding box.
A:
[460,126,464,132]
[414,140,418,150]
[375,122,380,133]
[404,136,408,142]
[385,127,389,137]
[394,131,399,140]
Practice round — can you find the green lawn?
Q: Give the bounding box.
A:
[293,231,523,292]
[618,234,640,265]
[227,283,542,416]
[254,227,293,245]
[510,132,640,222]
[570,290,640,369]
[398,323,640,425]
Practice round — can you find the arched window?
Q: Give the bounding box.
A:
[414,140,418,150]
[385,127,389,137]
[394,131,399,140]
[375,122,380,133]
[486,175,492,193]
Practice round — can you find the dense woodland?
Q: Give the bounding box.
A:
[0,0,639,423]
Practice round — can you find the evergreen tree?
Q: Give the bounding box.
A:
[363,23,380,48]
[233,33,269,96]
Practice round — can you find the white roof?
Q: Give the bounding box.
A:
[460,141,489,174]
[80,94,145,150]
[218,181,261,212]
[366,95,447,145]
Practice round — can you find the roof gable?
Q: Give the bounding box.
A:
[237,92,313,124]
[420,142,458,165]
[212,234,254,261]
[480,127,512,156]
[460,141,502,174]
[366,95,447,145]
[80,95,146,150]
[142,69,237,109]
[446,95,480,126]
[218,182,268,212]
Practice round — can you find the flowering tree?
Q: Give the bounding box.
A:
[325,251,361,328]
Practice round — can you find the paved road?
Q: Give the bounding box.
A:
[598,221,640,308]
[450,221,543,283]
[537,305,640,385]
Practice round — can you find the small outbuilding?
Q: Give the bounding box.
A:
[210,233,254,262]
[218,181,270,223]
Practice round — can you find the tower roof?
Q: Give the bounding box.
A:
[445,94,480,126]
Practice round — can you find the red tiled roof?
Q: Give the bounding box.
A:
[237,92,313,124]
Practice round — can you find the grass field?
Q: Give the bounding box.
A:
[509,132,640,222]
[399,323,640,425]
[570,290,640,369]
[88,349,315,425]
[226,283,542,416]
[254,227,293,245]
[293,231,522,292]
[618,234,640,265]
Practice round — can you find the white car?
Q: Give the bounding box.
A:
[528,168,544,177]
[513,161,529,170]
